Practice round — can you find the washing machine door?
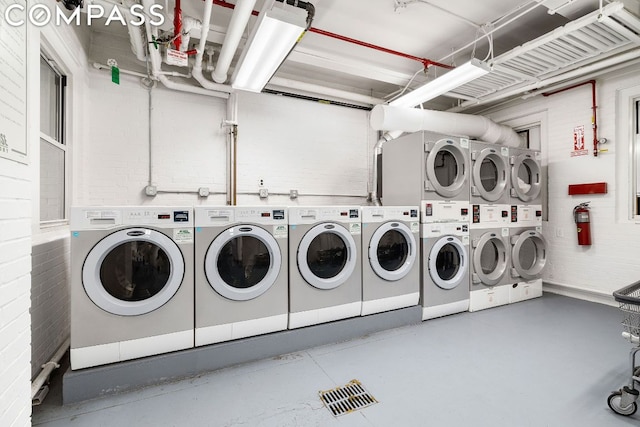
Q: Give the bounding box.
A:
[472,232,508,286]
[369,222,416,281]
[471,147,508,202]
[510,153,542,202]
[425,138,468,199]
[511,230,547,280]
[82,228,185,316]
[429,235,468,290]
[298,222,357,290]
[205,225,281,301]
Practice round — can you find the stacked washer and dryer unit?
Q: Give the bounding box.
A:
[468,141,513,311]
[382,131,548,318]
[508,148,547,304]
[382,131,471,320]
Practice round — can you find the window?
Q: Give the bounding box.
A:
[39,53,67,223]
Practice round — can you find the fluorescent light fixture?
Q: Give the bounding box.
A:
[231,4,307,92]
[389,58,491,108]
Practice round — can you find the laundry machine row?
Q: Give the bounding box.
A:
[70,204,426,370]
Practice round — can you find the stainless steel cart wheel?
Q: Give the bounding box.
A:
[608,391,638,416]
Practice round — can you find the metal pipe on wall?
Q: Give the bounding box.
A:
[31,338,69,405]
[542,79,600,157]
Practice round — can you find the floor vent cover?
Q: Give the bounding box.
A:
[319,379,378,416]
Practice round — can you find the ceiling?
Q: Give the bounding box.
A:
[86,0,640,111]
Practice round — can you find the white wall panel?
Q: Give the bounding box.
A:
[82,75,375,207]
[488,65,640,302]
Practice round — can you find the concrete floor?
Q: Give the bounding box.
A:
[33,294,640,426]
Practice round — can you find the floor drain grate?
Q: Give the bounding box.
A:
[319,379,378,416]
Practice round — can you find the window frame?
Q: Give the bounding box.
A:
[39,51,68,228]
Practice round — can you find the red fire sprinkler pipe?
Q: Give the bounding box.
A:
[542,80,599,157]
[209,0,454,70]
[174,0,182,51]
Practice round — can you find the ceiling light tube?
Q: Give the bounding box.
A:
[389,58,491,108]
[231,5,307,92]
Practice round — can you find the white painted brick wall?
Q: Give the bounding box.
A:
[0,160,32,426]
[80,71,376,207]
[489,65,640,298]
[30,235,69,379]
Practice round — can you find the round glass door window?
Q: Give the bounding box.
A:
[298,223,358,290]
[436,243,460,280]
[369,222,417,281]
[511,153,541,202]
[205,226,281,301]
[480,158,499,192]
[83,228,185,316]
[428,236,467,290]
[307,233,347,279]
[378,230,408,271]
[511,230,546,280]
[100,241,171,301]
[434,151,458,188]
[425,139,468,199]
[472,232,508,286]
[519,237,537,270]
[471,148,508,202]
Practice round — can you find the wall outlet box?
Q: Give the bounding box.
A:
[259,188,269,198]
[290,189,298,199]
[145,185,157,196]
[198,187,210,197]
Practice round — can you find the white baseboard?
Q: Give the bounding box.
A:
[542,281,616,307]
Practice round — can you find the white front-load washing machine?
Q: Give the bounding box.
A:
[194,206,288,346]
[421,220,470,320]
[288,206,362,329]
[468,226,512,312]
[361,206,420,315]
[509,226,547,303]
[382,131,470,223]
[70,206,194,370]
[509,147,543,226]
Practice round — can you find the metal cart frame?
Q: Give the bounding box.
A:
[608,281,640,416]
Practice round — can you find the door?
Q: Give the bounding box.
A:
[511,229,547,280]
[428,235,468,290]
[471,147,508,202]
[205,225,281,301]
[425,138,469,199]
[82,228,185,316]
[510,152,542,202]
[369,222,416,281]
[298,223,357,290]
[472,231,508,286]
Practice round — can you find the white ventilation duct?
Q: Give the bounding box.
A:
[370,105,522,147]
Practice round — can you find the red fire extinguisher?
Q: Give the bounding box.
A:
[573,202,592,246]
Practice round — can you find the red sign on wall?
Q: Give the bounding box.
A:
[571,125,588,157]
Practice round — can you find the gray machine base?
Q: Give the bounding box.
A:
[63,306,421,404]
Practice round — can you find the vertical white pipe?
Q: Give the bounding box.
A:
[191,0,233,92]
[212,0,258,83]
